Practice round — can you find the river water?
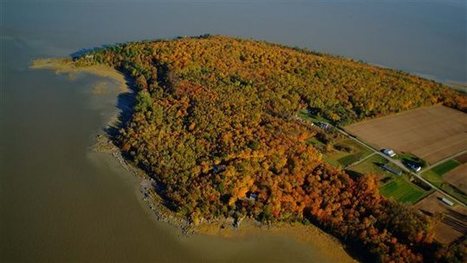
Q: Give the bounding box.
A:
[1,0,465,262]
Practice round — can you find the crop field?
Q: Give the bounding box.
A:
[379,177,427,204]
[345,105,467,164]
[444,164,467,195]
[432,159,461,175]
[421,159,467,204]
[421,159,461,187]
[414,192,467,244]
[455,153,467,163]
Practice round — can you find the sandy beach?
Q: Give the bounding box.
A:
[31,58,128,93]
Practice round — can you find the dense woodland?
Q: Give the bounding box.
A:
[78,35,465,262]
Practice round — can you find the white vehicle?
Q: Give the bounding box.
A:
[382,149,396,158]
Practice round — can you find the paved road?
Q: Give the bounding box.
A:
[335,126,466,207]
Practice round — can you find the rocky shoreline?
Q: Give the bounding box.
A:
[92,134,194,235]
[33,58,357,263]
[92,135,356,263]
[92,133,274,237]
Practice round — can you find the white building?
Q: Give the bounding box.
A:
[441,197,454,207]
[382,149,396,158]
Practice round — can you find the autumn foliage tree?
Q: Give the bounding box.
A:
[77,35,465,262]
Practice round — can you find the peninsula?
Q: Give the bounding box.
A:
[40,35,466,262]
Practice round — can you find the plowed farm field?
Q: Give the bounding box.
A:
[345,105,467,164]
[444,164,467,194]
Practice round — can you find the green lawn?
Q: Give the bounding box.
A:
[348,154,389,177]
[421,159,461,187]
[421,170,443,187]
[440,184,467,205]
[431,159,460,175]
[349,155,427,204]
[324,139,372,168]
[420,159,466,205]
[380,177,427,204]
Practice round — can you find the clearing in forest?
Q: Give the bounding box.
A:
[345,105,467,164]
[320,139,372,168]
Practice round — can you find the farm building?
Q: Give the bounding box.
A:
[440,197,454,207]
[382,149,396,158]
[382,164,402,176]
[414,192,466,244]
[404,160,422,172]
[314,121,332,130]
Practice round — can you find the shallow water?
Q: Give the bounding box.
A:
[1,0,465,262]
[0,36,332,263]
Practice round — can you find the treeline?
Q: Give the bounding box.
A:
[78,35,465,262]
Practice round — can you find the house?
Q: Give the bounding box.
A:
[382,164,402,176]
[71,54,94,61]
[404,160,422,172]
[382,149,396,158]
[314,121,332,130]
[246,191,258,201]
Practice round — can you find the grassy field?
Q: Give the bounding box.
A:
[299,109,373,169]
[421,159,466,205]
[440,183,467,205]
[345,152,427,204]
[298,109,329,123]
[422,170,444,187]
[379,177,427,204]
[345,105,467,164]
[432,159,461,175]
[347,154,389,177]
[300,108,436,205]
[421,159,461,187]
[320,139,372,168]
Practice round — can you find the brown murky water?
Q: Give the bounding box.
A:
[0,39,338,262]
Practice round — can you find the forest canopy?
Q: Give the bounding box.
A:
[77,35,465,262]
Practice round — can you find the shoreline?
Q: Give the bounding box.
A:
[94,132,356,263]
[31,57,357,263]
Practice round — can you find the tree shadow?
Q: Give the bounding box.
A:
[345,169,363,180]
[103,68,136,141]
[93,62,179,212]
